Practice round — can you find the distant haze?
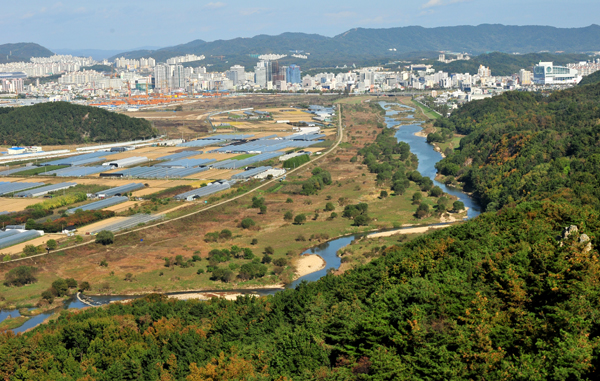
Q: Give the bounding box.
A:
[1,0,599,50]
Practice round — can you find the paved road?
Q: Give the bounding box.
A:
[3,104,344,264]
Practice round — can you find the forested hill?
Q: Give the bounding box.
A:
[2,201,600,379]
[0,43,54,64]
[0,102,157,145]
[435,82,600,211]
[112,24,600,62]
[579,69,600,86]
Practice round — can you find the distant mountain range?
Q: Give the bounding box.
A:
[0,43,54,64]
[109,24,600,68]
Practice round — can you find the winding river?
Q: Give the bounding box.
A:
[1,101,481,333]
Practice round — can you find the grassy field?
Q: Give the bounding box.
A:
[7,165,68,176]
[0,98,466,306]
[0,316,30,332]
[231,154,257,161]
[412,99,441,120]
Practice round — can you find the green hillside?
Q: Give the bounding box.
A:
[0,102,157,145]
[435,82,600,212]
[112,24,600,65]
[0,43,54,64]
[1,201,599,379]
[579,70,600,86]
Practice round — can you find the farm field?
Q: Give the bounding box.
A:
[0,97,466,307]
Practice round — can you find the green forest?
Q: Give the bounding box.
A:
[5,83,600,379]
[0,102,157,145]
[435,81,600,212]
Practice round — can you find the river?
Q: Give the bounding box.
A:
[1,101,481,333]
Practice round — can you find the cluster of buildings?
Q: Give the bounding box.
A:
[0,55,94,77]
[2,48,600,110]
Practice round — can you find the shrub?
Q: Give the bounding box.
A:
[66,278,77,289]
[330,212,338,219]
[4,266,38,287]
[204,232,219,243]
[380,190,388,199]
[41,290,54,303]
[197,269,205,275]
[100,260,108,267]
[95,230,114,245]
[260,205,267,214]
[430,186,443,197]
[210,268,235,283]
[412,192,423,204]
[251,238,258,245]
[296,234,306,241]
[79,281,91,292]
[46,239,58,250]
[240,218,256,229]
[453,201,465,212]
[284,211,293,221]
[262,255,272,264]
[286,198,293,203]
[294,214,307,225]
[325,202,335,211]
[354,214,371,226]
[219,229,232,240]
[238,262,267,280]
[273,258,288,267]
[51,279,69,297]
[23,245,38,256]
[192,255,201,262]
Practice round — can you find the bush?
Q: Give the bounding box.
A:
[240,218,256,229]
[219,229,232,240]
[46,239,58,250]
[41,290,54,303]
[260,205,267,214]
[100,260,108,267]
[296,234,306,241]
[51,279,69,297]
[210,268,235,283]
[238,262,267,280]
[4,266,38,287]
[354,214,371,226]
[430,186,443,197]
[325,202,335,211]
[330,212,338,219]
[66,278,77,289]
[283,154,310,169]
[284,211,293,221]
[286,198,293,203]
[79,281,91,292]
[412,192,423,204]
[453,201,465,212]
[294,214,307,225]
[204,232,219,243]
[251,238,258,245]
[264,246,275,255]
[95,230,114,245]
[273,258,288,267]
[380,190,388,199]
[23,245,38,256]
[197,269,205,275]
[262,255,272,264]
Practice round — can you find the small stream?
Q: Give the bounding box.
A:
[1,101,482,333]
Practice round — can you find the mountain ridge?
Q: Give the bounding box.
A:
[109,24,600,64]
[0,43,54,64]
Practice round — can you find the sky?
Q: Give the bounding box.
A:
[1,0,599,51]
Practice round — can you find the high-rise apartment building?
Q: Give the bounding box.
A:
[287,64,301,84]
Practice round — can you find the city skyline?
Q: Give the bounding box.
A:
[1,0,599,51]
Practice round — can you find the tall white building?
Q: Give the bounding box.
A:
[533,62,581,85]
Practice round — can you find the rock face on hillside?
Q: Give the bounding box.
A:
[559,225,592,253]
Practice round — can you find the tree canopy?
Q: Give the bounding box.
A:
[0,102,157,145]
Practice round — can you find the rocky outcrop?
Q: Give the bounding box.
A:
[559,225,592,253]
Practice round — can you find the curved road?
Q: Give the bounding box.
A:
[4,105,344,264]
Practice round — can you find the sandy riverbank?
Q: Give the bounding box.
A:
[169,292,258,301]
[294,254,326,279]
[369,224,452,238]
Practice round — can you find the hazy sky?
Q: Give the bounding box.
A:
[2,0,599,51]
